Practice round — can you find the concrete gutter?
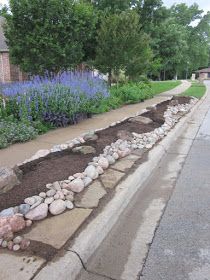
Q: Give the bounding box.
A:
[33,90,207,280]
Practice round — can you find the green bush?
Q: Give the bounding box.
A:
[0,120,38,149]
[110,82,153,104]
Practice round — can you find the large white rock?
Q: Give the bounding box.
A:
[49,200,66,215]
[68,178,85,193]
[98,157,109,169]
[25,203,48,221]
[84,165,98,179]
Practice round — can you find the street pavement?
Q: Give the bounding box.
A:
[76,82,210,280]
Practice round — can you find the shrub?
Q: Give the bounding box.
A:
[0,120,38,149]
[110,82,153,104]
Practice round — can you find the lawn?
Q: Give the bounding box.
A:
[151,80,181,95]
[181,82,206,99]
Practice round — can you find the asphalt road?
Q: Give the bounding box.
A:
[77,81,210,280]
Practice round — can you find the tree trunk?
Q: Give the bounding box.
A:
[108,69,112,87]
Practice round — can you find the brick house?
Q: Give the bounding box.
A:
[0,16,27,83]
[197,67,210,81]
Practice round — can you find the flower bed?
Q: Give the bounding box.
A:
[0,96,197,253]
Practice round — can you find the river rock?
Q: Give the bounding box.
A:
[13,244,20,251]
[98,157,109,169]
[34,149,50,158]
[13,236,23,244]
[112,152,119,160]
[1,240,8,248]
[20,238,30,250]
[65,201,74,209]
[0,207,17,217]
[73,173,85,179]
[25,203,48,221]
[68,179,85,193]
[56,191,65,200]
[96,166,104,175]
[62,189,70,196]
[106,155,115,165]
[25,220,32,227]
[46,189,56,197]
[49,200,66,215]
[24,197,36,206]
[72,145,96,155]
[65,192,74,202]
[44,197,54,204]
[52,181,61,191]
[117,148,131,158]
[39,192,46,198]
[84,165,98,179]
[83,177,92,188]
[18,204,30,215]
[83,132,98,141]
[7,241,13,250]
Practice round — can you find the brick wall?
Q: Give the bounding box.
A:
[0,51,28,83]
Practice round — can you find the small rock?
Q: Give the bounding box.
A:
[68,179,85,193]
[74,173,84,179]
[7,241,14,250]
[25,203,48,221]
[44,197,54,204]
[46,189,56,197]
[20,238,30,250]
[98,157,109,169]
[56,191,65,200]
[96,166,104,175]
[54,193,60,200]
[30,197,43,209]
[65,192,74,202]
[34,149,50,158]
[52,181,61,191]
[128,116,153,124]
[39,192,46,198]
[83,177,92,188]
[13,236,23,244]
[72,146,96,155]
[13,244,20,251]
[117,148,131,158]
[84,165,98,179]
[24,197,36,206]
[1,240,7,248]
[112,152,119,160]
[25,220,32,227]
[46,183,53,189]
[0,207,16,217]
[62,189,70,196]
[83,132,98,141]
[106,155,115,165]
[49,200,66,215]
[65,201,74,209]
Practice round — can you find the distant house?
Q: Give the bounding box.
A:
[0,16,27,83]
[197,67,210,81]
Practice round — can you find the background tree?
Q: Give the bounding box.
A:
[95,11,151,85]
[4,0,97,75]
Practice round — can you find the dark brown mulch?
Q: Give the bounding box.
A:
[0,96,191,211]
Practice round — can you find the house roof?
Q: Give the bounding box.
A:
[0,16,9,52]
[197,67,210,73]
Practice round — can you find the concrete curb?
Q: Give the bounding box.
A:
[34,92,207,280]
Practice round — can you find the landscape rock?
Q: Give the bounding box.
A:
[128,115,153,124]
[83,132,98,141]
[96,166,104,175]
[0,207,17,217]
[18,204,31,215]
[65,193,74,202]
[46,189,56,197]
[39,192,46,198]
[0,167,20,194]
[1,240,8,248]
[72,145,96,155]
[83,177,93,187]
[65,201,74,209]
[7,241,13,250]
[84,165,98,179]
[8,215,26,233]
[13,244,20,251]
[68,178,85,193]
[44,197,54,204]
[25,203,48,221]
[24,197,36,206]
[52,181,61,191]
[20,238,30,250]
[98,157,109,169]
[49,200,66,215]
[34,149,50,158]
[106,155,115,165]
[25,220,32,227]
[13,236,23,244]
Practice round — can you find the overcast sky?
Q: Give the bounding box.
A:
[0,0,209,13]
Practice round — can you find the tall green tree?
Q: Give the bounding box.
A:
[95,11,151,85]
[4,0,97,75]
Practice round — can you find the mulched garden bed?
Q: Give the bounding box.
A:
[0,96,191,211]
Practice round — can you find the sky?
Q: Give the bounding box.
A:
[0,0,209,13]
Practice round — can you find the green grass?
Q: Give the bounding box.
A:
[151,80,181,95]
[181,82,206,99]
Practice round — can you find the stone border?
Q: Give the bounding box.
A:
[0,97,197,253]
[32,92,207,280]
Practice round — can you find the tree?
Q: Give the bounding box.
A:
[95,11,151,85]
[4,0,97,75]
[90,0,132,14]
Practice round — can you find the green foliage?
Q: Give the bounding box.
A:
[0,120,38,149]
[181,82,206,99]
[4,0,97,75]
[95,10,151,84]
